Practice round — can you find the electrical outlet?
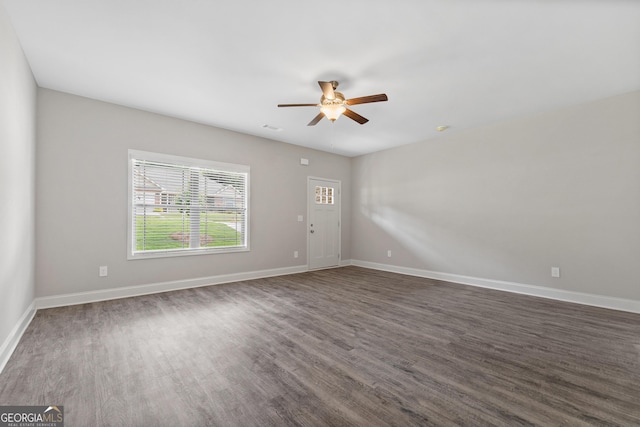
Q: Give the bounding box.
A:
[297,215,303,222]
[551,267,560,278]
[294,251,299,258]
[99,266,108,277]
[387,250,392,258]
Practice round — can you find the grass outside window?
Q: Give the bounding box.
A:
[135,212,243,251]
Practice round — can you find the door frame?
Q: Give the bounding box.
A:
[307,176,342,270]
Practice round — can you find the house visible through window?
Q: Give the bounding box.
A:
[315,186,334,204]
[128,150,249,259]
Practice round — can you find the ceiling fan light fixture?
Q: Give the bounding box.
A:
[320,104,346,121]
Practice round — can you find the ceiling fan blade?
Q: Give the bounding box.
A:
[345,94,388,105]
[278,103,319,107]
[343,108,369,125]
[307,112,325,126]
[318,81,336,100]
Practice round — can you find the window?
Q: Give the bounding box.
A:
[128,150,249,259]
[315,186,334,204]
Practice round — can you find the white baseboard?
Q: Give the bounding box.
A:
[0,302,36,374]
[36,264,309,309]
[340,259,353,267]
[351,260,640,314]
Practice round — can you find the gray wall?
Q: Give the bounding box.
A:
[0,6,36,345]
[36,89,351,297]
[352,91,640,300]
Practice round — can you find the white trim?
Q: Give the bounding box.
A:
[352,260,640,314]
[128,149,250,173]
[35,265,308,310]
[340,258,353,267]
[128,245,250,260]
[0,302,36,374]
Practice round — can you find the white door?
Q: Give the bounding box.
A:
[308,178,341,270]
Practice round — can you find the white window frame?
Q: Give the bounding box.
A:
[127,150,250,260]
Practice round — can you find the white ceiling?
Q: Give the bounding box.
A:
[3,0,640,157]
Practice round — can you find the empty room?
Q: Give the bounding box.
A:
[1,1,639,425]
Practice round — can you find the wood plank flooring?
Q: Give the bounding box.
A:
[1,266,639,426]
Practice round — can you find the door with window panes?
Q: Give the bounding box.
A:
[308,178,340,269]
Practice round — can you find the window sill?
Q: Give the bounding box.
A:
[127,246,250,260]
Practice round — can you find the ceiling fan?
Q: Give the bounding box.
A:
[278,81,388,126]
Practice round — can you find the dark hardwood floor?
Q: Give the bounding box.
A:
[1,266,639,426]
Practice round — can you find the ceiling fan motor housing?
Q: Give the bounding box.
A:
[321,91,345,106]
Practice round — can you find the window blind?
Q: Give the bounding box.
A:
[129,151,249,258]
